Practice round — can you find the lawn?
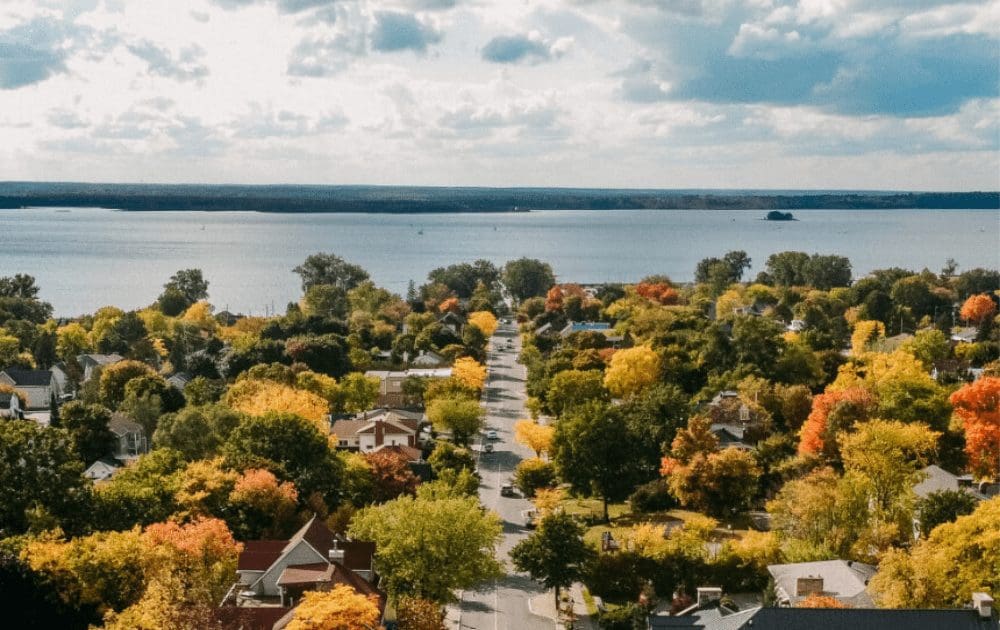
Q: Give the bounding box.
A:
[555,496,752,550]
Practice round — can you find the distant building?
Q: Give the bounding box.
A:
[0,368,60,410]
[365,368,452,407]
[167,372,192,391]
[76,353,125,383]
[83,457,121,483]
[0,391,23,419]
[109,413,148,461]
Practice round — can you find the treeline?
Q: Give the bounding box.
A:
[0,182,997,212]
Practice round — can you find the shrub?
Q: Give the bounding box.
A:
[628,479,676,513]
[513,458,556,497]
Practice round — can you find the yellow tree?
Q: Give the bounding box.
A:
[180,301,218,332]
[532,487,564,515]
[467,311,498,337]
[452,357,487,390]
[286,585,381,630]
[603,345,661,399]
[514,419,555,457]
[173,458,238,518]
[850,320,886,355]
[225,379,330,429]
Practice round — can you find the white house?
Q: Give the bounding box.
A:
[0,391,23,419]
[109,413,148,461]
[83,457,121,482]
[365,368,452,407]
[331,408,422,452]
[0,368,59,410]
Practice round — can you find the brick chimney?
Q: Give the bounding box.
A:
[796,576,824,597]
[374,420,384,447]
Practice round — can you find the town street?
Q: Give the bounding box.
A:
[449,322,555,630]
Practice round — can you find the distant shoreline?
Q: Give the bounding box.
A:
[0,182,996,212]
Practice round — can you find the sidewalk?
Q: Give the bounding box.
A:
[527,584,599,630]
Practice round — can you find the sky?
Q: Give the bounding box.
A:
[0,0,998,190]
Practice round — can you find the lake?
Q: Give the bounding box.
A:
[1,207,997,316]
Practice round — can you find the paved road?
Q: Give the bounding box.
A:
[450,323,554,630]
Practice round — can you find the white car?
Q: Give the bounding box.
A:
[486,430,499,440]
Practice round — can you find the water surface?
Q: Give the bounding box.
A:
[1,208,996,316]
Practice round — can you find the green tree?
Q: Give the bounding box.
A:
[428,442,476,477]
[803,254,852,289]
[552,402,648,521]
[164,269,209,305]
[916,489,978,538]
[510,511,593,609]
[294,253,369,292]
[348,494,503,602]
[0,421,91,536]
[301,284,349,320]
[546,369,608,417]
[153,405,244,460]
[765,251,810,286]
[502,258,555,303]
[223,412,343,508]
[336,372,380,413]
[426,397,484,446]
[98,360,157,409]
[513,458,556,497]
[60,401,116,465]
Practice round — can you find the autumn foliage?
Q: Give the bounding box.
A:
[438,297,460,314]
[466,311,498,337]
[514,419,555,457]
[635,282,679,305]
[603,345,661,399]
[798,387,875,456]
[365,449,420,502]
[960,294,997,324]
[286,585,382,630]
[950,377,1000,479]
[224,379,330,429]
[452,356,487,390]
[545,286,564,312]
[798,594,849,608]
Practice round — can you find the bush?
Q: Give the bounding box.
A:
[628,479,676,513]
[513,458,556,497]
[597,602,644,630]
[584,552,647,602]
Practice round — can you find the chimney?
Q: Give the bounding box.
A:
[973,593,993,619]
[374,420,384,447]
[328,539,345,564]
[796,576,824,597]
[696,587,723,607]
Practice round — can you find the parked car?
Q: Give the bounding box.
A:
[500,484,515,497]
[520,509,538,528]
[486,430,499,440]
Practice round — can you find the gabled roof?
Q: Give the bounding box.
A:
[276,563,335,586]
[285,515,337,558]
[238,541,287,571]
[108,413,144,436]
[738,607,998,630]
[76,353,124,366]
[768,560,876,607]
[0,368,53,387]
[374,444,423,462]
[214,605,293,630]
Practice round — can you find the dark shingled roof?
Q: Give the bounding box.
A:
[237,541,287,571]
[214,605,293,630]
[1,368,52,387]
[739,607,999,630]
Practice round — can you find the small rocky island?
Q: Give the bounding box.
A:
[766,210,796,221]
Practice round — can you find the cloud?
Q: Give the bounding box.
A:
[481,33,572,64]
[231,105,349,138]
[47,108,90,129]
[0,17,79,89]
[370,11,441,53]
[127,41,209,82]
[286,31,365,76]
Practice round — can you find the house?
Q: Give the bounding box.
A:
[0,368,59,410]
[786,319,807,333]
[409,350,445,367]
[0,391,23,419]
[767,560,877,608]
[710,423,753,451]
[951,327,979,344]
[167,372,192,391]
[649,593,998,629]
[534,322,555,336]
[559,321,624,344]
[732,300,770,318]
[365,368,452,407]
[233,516,382,610]
[437,311,466,335]
[330,408,422,452]
[76,353,125,383]
[914,465,987,501]
[709,391,739,407]
[109,413,148,461]
[50,363,72,399]
[83,457,121,482]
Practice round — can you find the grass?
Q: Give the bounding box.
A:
[556,496,753,550]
